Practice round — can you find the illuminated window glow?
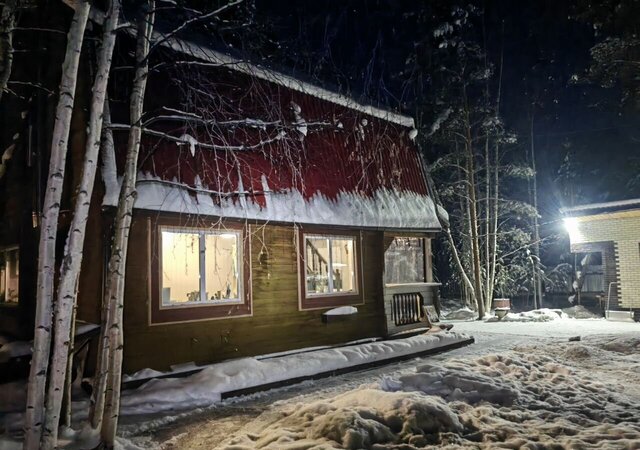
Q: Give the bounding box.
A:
[305,235,356,296]
[0,246,19,304]
[161,228,241,306]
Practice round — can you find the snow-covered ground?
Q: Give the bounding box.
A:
[113,316,639,449]
[2,317,639,449]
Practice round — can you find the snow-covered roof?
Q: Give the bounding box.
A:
[162,36,415,128]
[560,198,640,216]
[103,24,439,232]
[104,174,441,231]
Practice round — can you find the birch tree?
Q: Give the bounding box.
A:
[0,0,17,102]
[23,3,90,449]
[97,3,154,446]
[41,0,121,446]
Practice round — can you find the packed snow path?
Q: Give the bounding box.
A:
[115,319,640,449]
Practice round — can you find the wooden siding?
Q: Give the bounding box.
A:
[119,213,387,373]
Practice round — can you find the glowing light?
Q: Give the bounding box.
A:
[563,217,581,241]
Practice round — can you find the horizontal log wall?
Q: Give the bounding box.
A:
[119,214,387,372]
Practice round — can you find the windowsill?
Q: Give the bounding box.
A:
[0,302,19,308]
[385,282,441,288]
[300,293,363,311]
[161,299,243,309]
[306,291,358,298]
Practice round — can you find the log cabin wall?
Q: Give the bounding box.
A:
[119,212,387,373]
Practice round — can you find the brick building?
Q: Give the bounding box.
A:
[562,199,640,319]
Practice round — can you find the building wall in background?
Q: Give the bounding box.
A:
[569,210,640,309]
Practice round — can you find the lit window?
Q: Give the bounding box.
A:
[0,247,19,304]
[384,237,426,284]
[161,228,241,307]
[304,235,357,296]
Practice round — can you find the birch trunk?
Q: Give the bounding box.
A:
[41,1,120,445]
[89,103,114,431]
[462,97,485,319]
[23,4,90,449]
[530,112,543,308]
[483,134,491,312]
[100,3,154,446]
[0,0,17,103]
[420,153,477,308]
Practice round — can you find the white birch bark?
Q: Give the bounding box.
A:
[100,3,154,446]
[41,0,120,446]
[23,4,90,449]
[89,102,115,431]
[0,0,17,103]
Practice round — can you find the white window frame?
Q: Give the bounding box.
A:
[0,245,19,304]
[160,226,243,308]
[304,234,358,298]
[384,237,427,286]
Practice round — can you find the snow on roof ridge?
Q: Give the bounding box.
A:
[162,36,416,128]
[561,197,640,215]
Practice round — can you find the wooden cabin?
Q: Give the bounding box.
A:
[0,11,444,373]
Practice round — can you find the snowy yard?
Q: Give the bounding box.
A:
[115,318,640,449]
[2,318,639,449]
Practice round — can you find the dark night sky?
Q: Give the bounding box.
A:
[255,0,640,223]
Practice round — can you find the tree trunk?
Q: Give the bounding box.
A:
[41,0,120,446]
[530,111,543,308]
[462,94,485,319]
[483,133,491,312]
[89,103,114,431]
[99,3,154,446]
[23,4,90,449]
[419,153,477,309]
[488,21,505,305]
[0,0,17,103]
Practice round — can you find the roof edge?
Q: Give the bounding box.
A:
[162,36,415,128]
[560,198,640,215]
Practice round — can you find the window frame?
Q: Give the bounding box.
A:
[150,221,251,325]
[383,236,428,286]
[298,228,363,310]
[0,245,19,305]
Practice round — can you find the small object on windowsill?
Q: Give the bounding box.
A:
[322,306,358,323]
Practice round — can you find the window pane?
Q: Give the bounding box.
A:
[162,230,201,305]
[305,237,330,294]
[384,237,426,284]
[0,248,19,303]
[330,238,355,293]
[204,232,240,301]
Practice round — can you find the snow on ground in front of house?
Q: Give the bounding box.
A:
[109,319,639,450]
[0,330,469,442]
[182,330,640,449]
[117,331,469,415]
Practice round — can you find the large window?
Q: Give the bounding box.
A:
[300,231,362,309]
[0,246,19,304]
[384,237,426,285]
[161,228,241,307]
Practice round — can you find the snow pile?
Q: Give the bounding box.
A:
[323,306,358,316]
[442,307,476,321]
[562,305,602,319]
[225,389,463,449]
[486,308,567,322]
[118,331,469,415]
[0,341,30,363]
[219,339,640,449]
